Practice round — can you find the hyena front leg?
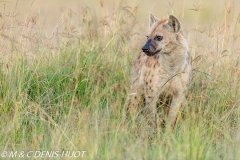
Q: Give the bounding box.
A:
[144,96,158,126]
[127,89,142,115]
[127,64,144,115]
[168,93,185,128]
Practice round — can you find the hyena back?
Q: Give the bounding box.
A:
[128,13,192,128]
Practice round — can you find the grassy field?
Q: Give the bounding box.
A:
[0,0,240,159]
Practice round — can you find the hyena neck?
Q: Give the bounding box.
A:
[159,45,188,74]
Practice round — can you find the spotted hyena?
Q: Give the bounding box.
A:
[128,13,192,128]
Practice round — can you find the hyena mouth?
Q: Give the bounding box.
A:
[145,49,161,56]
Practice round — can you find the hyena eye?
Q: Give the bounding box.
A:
[156,36,163,41]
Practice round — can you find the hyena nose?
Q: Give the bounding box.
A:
[142,47,149,53]
[142,39,151,53]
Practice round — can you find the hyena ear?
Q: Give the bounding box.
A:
[149,12,158,28]
[165,15,181,33]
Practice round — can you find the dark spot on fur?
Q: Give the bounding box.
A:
[150,79,152,83]
[135,96,137,99]
[173,20,176,32]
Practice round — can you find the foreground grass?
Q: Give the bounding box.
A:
[1,46,239,160]
[0,1,240,159]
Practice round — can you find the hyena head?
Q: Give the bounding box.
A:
[142,13,182,56]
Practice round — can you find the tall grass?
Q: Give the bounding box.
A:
[0,0,240,159]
